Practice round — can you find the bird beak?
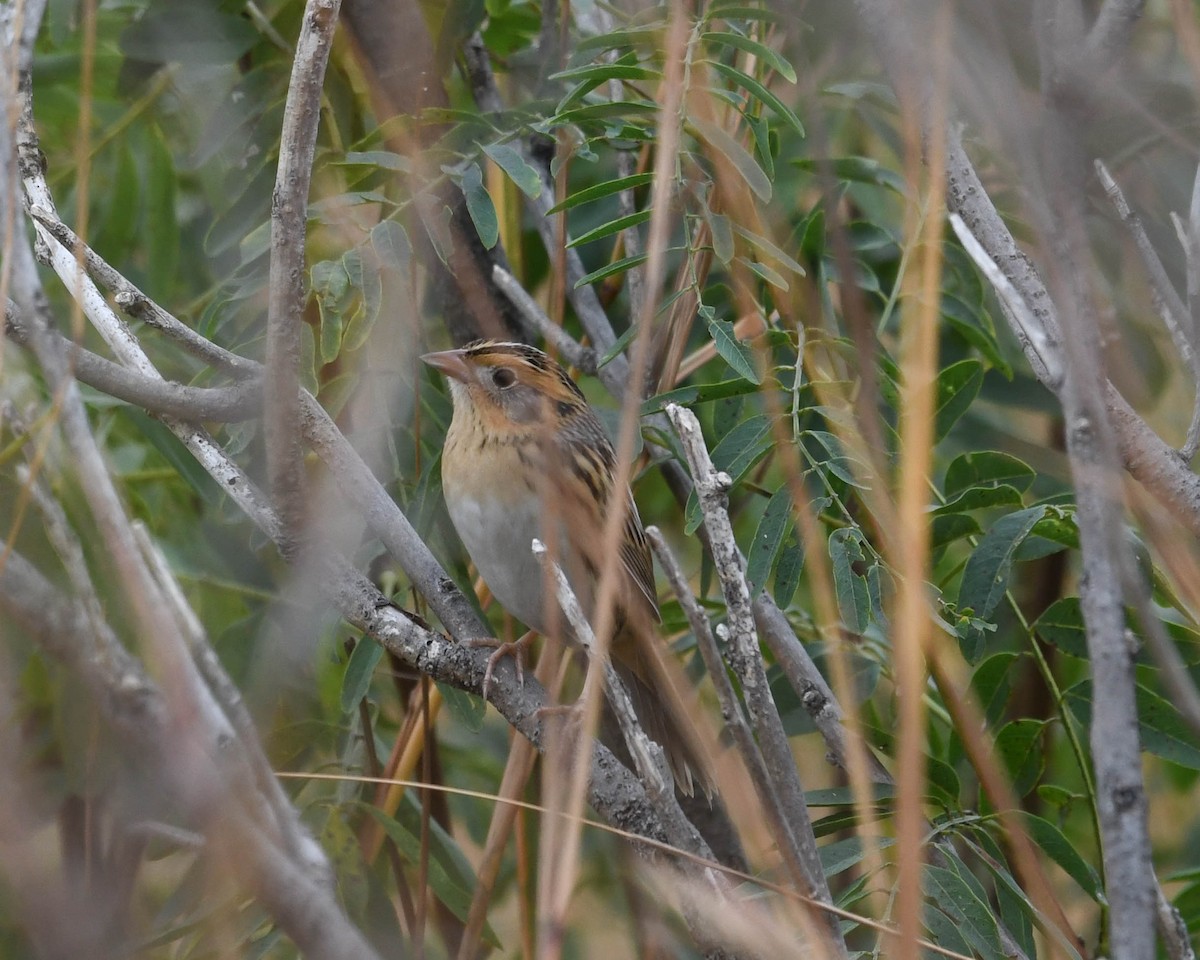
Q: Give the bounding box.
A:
[421,349,473,384]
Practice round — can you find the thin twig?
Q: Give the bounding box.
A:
[461,32,631,399]
[1094,159,1200,458]
[0,544,381,960]
[25,208,258,377]
[133,523,328,875]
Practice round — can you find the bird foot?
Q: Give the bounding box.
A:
[466,632,535,699]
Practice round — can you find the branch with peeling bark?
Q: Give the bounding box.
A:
[665,403,846,958]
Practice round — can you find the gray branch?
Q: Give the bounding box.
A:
[4,301,261,421]
[25,208,258,377]
[665,404,846,958]
[266,0,341,543]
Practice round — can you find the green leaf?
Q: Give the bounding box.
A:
[311,260,351,364]
[995,719,1047,795]
[567,209,651,248]
[931,513,982,549]
[340,150,413,172]
[704,59,805,135]
[1033,597,1088,658]
[545,172,654,214]
[773,526,806,607]
[363,801,500,946]
[690,116,772,201]
[1020,813,1104,901]
[551,61,662,84]
[574,252,653,289]
[552,100,658,126]
[944,451,1036,498]
[943,293,1011,378]
[438,683,487,733]
[705,208,735,263]
[804,430,869,489]
[371,219,413,273]
[740,256,788,289]
[927,756,961,805]
[642,378,761,414]
[932,483,1024,516]
[958,505,1046,621]
[970,651,1019,721]
[145,127,179,295]
[934,358,984,441]
[923,866,1007,960]
[1066,680,1200,770]
[481,141,542,199]
[804,784,896,806]
[791,156,906,193]
[343,253,384,352]
[829,527,869,633]
[341,637,383,713]
[95,141,140,262]
[701,31,797,83]
[120,6,259,63]
[799,207,825,259]
[746,486,794,596]
[707,314,762,384]
[120,410,222,506]
[819,836,895,877]
[460,162,499,249]
[706,3,788,23]
[732,222,806,276]
[923,907,974,960]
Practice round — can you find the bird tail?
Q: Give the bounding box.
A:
[611,652,716,799]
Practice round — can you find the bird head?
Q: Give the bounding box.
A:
[421,340,586,429]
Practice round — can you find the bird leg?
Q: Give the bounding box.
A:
[466,630,537,698]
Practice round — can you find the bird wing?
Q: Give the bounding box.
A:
[619,489,661,622]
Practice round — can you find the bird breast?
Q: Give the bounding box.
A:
[441,430,591,640]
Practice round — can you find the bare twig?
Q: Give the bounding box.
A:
[266,0,341,544]
[532,540,672,813]
[25,209,258,377]
[1084,0,1146,68]
[1155,885,1197,960]
[1094,159,1200,458]
[133,523,328,875]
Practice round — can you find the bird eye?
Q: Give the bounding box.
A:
[492,367,516,389]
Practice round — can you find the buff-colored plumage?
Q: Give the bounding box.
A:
[423,340,712,795]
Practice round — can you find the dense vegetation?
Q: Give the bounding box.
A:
[1,1,1198,959]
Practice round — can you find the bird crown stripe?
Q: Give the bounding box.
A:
[461,339,586,401]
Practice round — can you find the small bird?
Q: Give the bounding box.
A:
[422,339,712,795]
